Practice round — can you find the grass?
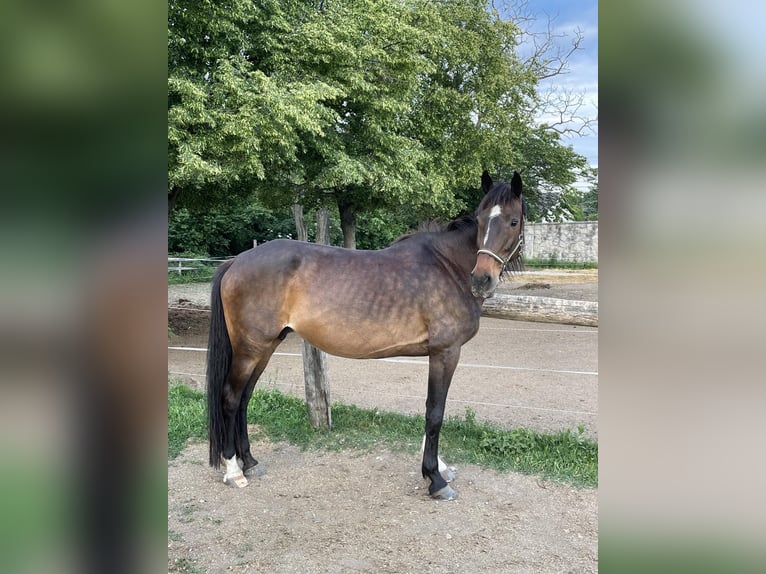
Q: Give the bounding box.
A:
[168,383,597,488]
[171,558,205,574]
[167,267,217,285]
[168,382,208,458]
[523,256,598,270]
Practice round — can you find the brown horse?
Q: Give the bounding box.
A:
[207,171,525,500]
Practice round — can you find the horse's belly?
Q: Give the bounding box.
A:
[291,320,429,359]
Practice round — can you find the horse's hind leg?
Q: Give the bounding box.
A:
[220,355,261,487]
[226,335,284,485]
[234,357,272,476]
[235,377,258,473]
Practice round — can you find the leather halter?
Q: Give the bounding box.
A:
[476,232,524,271]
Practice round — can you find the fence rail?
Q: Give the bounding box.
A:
[168,257,232,274]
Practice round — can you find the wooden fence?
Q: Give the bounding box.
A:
[168,257,231,274]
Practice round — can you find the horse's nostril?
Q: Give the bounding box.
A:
[470,271,494,295]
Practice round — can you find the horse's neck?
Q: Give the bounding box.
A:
[433,226,478,278]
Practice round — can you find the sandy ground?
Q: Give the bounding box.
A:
[169,441,597,574]
[168,270,598,573]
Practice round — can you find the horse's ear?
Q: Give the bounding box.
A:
[511,171,522,197]
[481,170,493,193]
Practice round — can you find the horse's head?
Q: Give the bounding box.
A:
[470,170,525,299]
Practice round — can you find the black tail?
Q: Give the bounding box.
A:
[207,259,234,468]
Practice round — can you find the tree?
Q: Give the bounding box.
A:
[168,0,594,247]
[168,200,296,256]
[262,0,446,247]
[511,126,588,221]
[167,0,340,214]
[581,167,598,220]
[239,0,545,247]
[322,0,549,232]
[410,0,536,182]
[509,0,597,139]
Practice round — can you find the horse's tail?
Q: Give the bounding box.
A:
[207,258,235,468]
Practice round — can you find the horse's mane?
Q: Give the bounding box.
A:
[446,213,478,232]
[393,178,526,246]
[387,208,522,276]
[392,214,477,244]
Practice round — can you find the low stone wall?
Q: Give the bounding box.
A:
[524,221,598,263]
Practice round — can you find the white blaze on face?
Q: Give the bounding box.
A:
[483,205,502,247]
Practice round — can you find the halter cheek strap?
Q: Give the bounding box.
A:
[476,248,506,265]
[476,234,524,270]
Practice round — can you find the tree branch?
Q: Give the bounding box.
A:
[537,88,597,137]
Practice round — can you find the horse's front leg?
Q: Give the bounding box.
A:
[421,435,456,483]
[422,346,460,500]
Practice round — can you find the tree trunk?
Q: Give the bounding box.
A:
[481,294,598,327]
[292,204,308,241]
[338,197,357,249]
[168,186,183,218]
[316,206,330,245]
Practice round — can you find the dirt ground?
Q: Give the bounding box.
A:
[168,270,598,573]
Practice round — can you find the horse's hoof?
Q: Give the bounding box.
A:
[441,466,456,483]
[244,466,265,478]
[223,472,248,488]
[431,485,457,501]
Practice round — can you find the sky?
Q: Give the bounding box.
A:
[513,0,598,169]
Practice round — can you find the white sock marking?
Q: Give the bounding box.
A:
[223,455,249,487]
[225,455,241,476]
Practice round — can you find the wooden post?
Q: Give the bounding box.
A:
[294,205,332,429]
[302,342,331,429]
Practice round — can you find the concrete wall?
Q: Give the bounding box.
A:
[524,221,598,263]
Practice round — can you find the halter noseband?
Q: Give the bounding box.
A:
[476,232,524,272]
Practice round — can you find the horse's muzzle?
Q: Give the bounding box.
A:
[470,272,497,299]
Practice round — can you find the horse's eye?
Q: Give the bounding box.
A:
[511,218,519,227]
